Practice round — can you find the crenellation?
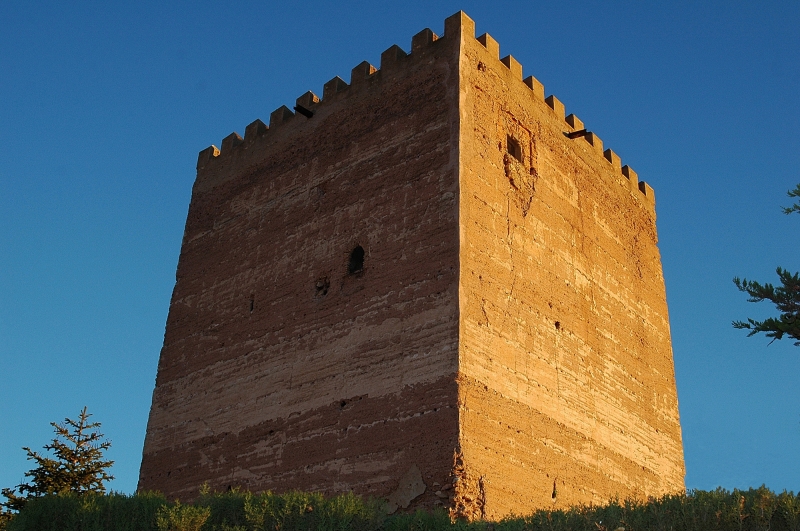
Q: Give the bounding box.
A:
[545,94,566,120]
[196,10,651,212]
[220,132,243,155]
[463,24,652,206]
[604,148,622,171]
[622,164,638,183]
[523,75,545,100]
[244,119,268,142]
[638,180,656,204]
[476,33,500,58]
[411,28,438,52]
[500,55,523,80]
[565,113,584,131]
[585,131,603,153]
[622,165,640,194]
[380,44,408,71]
[322,75,349,100]
[295,91,320,110]
[269,105,295,127]
[196,145,220,171]
[350,61,377,86]
[444,11,475,39]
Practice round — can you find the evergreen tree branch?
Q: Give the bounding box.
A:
[733,183,800,346]
[0,407,114,516]
[782,183,800,215]
[733,268,800,346]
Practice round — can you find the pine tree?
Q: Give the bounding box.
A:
[733,184,800,345]
[0,407,114,515]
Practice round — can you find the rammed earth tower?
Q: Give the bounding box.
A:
[139,12,685,520]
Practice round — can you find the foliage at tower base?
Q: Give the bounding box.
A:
[3,486,800,531]
[0,407,114,526]
[734,184,800,346]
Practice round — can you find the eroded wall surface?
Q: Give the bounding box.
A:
[138,29,462,505]
[455,20,685,519]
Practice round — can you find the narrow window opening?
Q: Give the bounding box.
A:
[249,295,254,313]
[507,135,523,163]
[348,245,365,275]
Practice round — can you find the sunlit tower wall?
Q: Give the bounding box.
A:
[139,11,685,520]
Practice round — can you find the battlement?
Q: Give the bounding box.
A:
[466,22,654,209]
[195,23,450,171]
[196,11,655,210]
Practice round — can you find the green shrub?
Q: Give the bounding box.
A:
[6,491,166,531]
[244,490,384,531]
[3,485,799,531]
[512,487,800,531]
[194,486,248,530]
[155,501,210,531]
[384,508,463,531]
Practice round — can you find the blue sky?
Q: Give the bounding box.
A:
[1,1,798,498]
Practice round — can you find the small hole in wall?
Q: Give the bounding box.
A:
[315,277,330,297]
[554,321,561,330]
[340,400,347,409]
[507,135,523,163]
[552,480,557,500]
[249,296,254,313]
[348,246,365,275]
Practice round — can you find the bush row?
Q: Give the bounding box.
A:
[4,486,800,531]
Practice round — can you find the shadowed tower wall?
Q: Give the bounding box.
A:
[139,11,684,519]
[138,29,463,506]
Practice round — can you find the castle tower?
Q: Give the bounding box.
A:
[139,12,685,519]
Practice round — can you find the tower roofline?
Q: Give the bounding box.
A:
[196,11,654,210]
